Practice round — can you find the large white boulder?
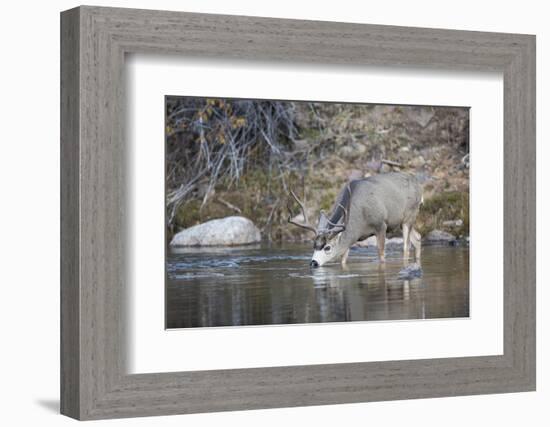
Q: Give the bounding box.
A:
[170,216,261,247]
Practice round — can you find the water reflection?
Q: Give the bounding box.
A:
[166,244,469,328]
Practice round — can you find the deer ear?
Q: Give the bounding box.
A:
[318,211,329,229]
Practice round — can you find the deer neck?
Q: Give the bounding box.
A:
[334,229,359,255]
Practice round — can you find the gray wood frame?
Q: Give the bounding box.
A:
[61,5,536,420]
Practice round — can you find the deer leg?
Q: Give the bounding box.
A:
[376,223,387,263]
[410,228,422,262]
[402,223,411,261]
[341,248,350,267]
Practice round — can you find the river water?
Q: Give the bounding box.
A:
[166,244,469,329]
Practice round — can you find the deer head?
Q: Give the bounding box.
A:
[287,185,350,267]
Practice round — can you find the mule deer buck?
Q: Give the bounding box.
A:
[287,172,423,267]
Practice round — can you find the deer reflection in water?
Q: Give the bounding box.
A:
[306,262,424,324]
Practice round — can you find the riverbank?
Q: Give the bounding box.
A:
[167,103,469,243]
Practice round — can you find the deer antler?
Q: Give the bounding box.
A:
[287,188,318,236]
[318,184,351,233]
[319,206,346,234]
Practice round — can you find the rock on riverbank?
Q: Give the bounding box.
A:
[424,229,456,244]
[354,236,404,249]
[353,229,462,248]
[170,216,261,247]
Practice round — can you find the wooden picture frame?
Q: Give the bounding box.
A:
[60,5,536,420]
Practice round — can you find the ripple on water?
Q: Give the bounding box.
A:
[168,254,310,271]
[288,272,368,279]
[171,272,226,280]
[167,260,240,271]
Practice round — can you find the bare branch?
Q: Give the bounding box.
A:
[165,98,298,230]
[381,159,403,168]
[215,197,242,214]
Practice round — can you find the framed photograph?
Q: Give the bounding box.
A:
[61,6,535,420]
[164,96,471,329]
